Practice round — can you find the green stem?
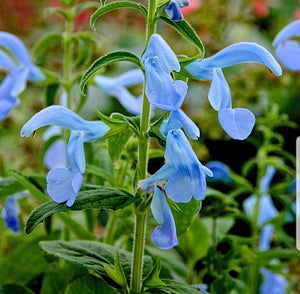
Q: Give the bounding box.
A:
[85,210,94,233]
[103,211,117,244]
[130,0,157,292]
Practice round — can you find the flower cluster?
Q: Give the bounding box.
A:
[164,0,189,21]
[0,32,45,121]
[21,106,110,207]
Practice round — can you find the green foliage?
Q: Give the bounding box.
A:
[25,185,137,234]
[0,177,24,199]
[80,51,143,95]
[0,284,35,294]
[90,1,148,30]
[73,2,100,16]
[143,256,165,287]
[39,241,153,279]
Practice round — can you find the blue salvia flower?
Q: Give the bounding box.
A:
[243,166,278,251]
[151,185,178,250]
[0,32,45,121]
[206,161,232,184]
[142,34,188,111]
[21,106,110,206]
[160,108,200,140]
[1,195,19,232]
[185,43,282,140]
[260,268,287,294]
[139,129,212,203]
[94,69,155,116]
[273,20,300,71]
[164,0,189,21]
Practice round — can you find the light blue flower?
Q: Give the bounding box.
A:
[206,161,232,184]
[185,43,282,140]
[142,34,188,111]
[0,32,45,121]
[21,106,110,206]
[160,108,200,140]
[139,129,212,203]
[164,0,189,21]
[243,166,278,251]
[260,268,287,294]
[273,20,300,71]
[94,69,154,116]
[1,195,19,232]
[151,185,178,250]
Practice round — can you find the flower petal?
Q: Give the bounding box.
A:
[151,186,178,250]
[258,195,278,225]
[273,19,300,47]
[164,1,184,21]
[0,49,17,71]
[218,108,255,140]
[47,168,82,206]
[44,139,66,170]
[259,224,274,251]
[206,161,232,183]
[208,68,232,111]
[67,131,85,174]
[260,166,275,194]
[260,268,287,294]
[1,195,19,232]
[160,109,200,140]
[0,32,45,82]
[10,67,29,96]
[20,106,110,142]
[186,42,282,79]
[275,40,300,71]
[142,34,180,73]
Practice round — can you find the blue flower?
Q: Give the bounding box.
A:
[185,43,282,140]
[151,185,178,250]
[260,268,287,294]
[94,69,155,116]
[142,34,188,111]
[243,166,278,251]
[21,106,110,206]
[1,195,19,232]
[164,0,189,21]
[0,32,45,121]
[139,129,212,203]
[160,108,200,140]
[206,161,232,184]
[273,20,300,71]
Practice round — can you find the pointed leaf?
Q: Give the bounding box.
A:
[0,177,24,199]
[72,36,91,68]
[73,1,100,16]
[143,256,165,287]
[45,7,69,20]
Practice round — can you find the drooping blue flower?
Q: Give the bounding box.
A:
[185,43,282,140]
[273,20,300,71]
[260,268,287,294]
[21,106,110,206]
[0,32,45,121]
[151,185,178,250]
[206,161,232,184]
[1,195,19,232]
[160,108,200,140]
[139,129,212,203]
[164,0,189,21]
[243,166,278,251]
[94,69,154,116]
[142,34,188,111]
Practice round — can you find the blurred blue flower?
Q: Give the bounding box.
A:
[243,166,278,251]
[0,32,45,121]
[142,34,188,111]
[160,108,200,140]
[206,161,232,184]
[273,20,300,71]
[1,195,19,232]
[21,106,110,206]
[164,0,189,21]
[193,284,208,292]
[94,69,155,116]
[185,43,282,140]
[260,268,287,294]
[139,129,212,203]
[151,185,178,250]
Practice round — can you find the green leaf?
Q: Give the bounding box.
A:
[25,185,137,234]
[8,169,48,203]
[73,1,100,16]
[45,83,60,107]
[202,217,235,242]
[72,36,91,69]
[33,33,63,61]
[0,177,24,199]
[39,241,153,279]
[85,164,115,185]
[101,251,128,288]
[159,17,204,57]
[80,51,143,95]
[45,7,69,20]
[171,198,202,236]
[144,256,165,287]
[90,1,147,30]
[0,284,35,294]
[255,250,300,265]
[65,275,119,294]
[149,115,167,148]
